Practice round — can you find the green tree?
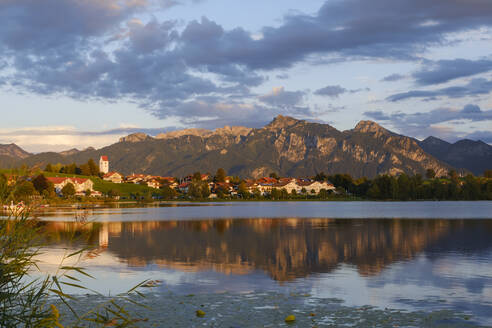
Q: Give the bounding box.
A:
[252,188,262,199]
[192,171,202,181]
[215,168,226,183]
[108,189,120,198]
[367,184,381,199]
[238,182,249,198]
[270,188,281,200]
[425,169,436,179]
[61,183,76,198]
[188,181,210,199]
[397,174,410,200]
[45,164,54,172]
[269,172,279,180]
[314,172,327,182]
[448,169,459,182]
[484,170,492,178]
[32,174,50,194]
[87,159,99,176]
[0,174,11,203]
[12,181,36,202]
[80,164,91,176]
[159,185,175,200]
[318,189,329,199]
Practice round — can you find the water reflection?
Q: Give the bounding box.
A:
[34,217,492,325]
[39,218,492,280]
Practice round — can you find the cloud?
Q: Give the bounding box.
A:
[0,125,177,153]
[314,85,347,98]
[2,0,492,127]
[365,104,492,126]
[463,130,492,143]
[259,87,306,108]
[413,58,492,85]
[364,104,492,140]
[314,85,369,98]
[387,78,492,102]
[381,73,406,82]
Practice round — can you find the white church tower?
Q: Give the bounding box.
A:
[99,156,109,174]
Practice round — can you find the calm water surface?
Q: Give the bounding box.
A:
[30,201,492,326]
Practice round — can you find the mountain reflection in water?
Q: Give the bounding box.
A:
[38,218,492,281]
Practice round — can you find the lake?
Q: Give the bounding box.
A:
[29,201,492,326]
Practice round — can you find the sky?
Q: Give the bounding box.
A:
[1,0,492,153]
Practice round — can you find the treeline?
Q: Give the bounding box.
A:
[44,159,100,176]
[0,172,56,204]
[314,169,492,200]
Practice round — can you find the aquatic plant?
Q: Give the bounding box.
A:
[0,204,149,327]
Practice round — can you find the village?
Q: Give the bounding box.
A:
[43,156,337,199]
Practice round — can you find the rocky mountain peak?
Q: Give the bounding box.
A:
[0,143,31,159]
[421,136,450,147]
[59,148,80,156]
[353,120,387,134]
[119,133,153,143]
[266,115,302,130]
[214,126,252,137]
[155,128,212,139]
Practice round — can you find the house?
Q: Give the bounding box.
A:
[126,174,146,184]
[99,156,109,174]
[146,179,161,189]
[47,177,95,196]
[178,182,190,193]
[213,182,234,193]
[274,180,298,194]
[297,180,336,194]
[103,172,123,184]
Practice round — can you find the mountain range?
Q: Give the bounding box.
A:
[0,116,490,177]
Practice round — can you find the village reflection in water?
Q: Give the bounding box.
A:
[33,215,492,324]
[38,218,492,281]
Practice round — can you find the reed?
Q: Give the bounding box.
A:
[1,203,149,327]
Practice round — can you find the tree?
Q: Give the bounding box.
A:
[159,185,175,200]
[367,184,381,199]
[0,174,11,203]
[270,188,281,200]
[314,172,327,182]
[188,181,209,199]
[45,164,54,172]
[12,181,36,202]
[80,164,91,176]
[318,189,329,199]
[425,169,436,179]
[484,170,492,178]
[87,159,99,176]
[108,189,120,198]
[448,169,459,182]
[61,183,76,198]
[269,172,279,180]
[215,168,226,183]
[32,174,50,194]
[192,171,202,181]
[238,182,249,198]
[84,189,92,197]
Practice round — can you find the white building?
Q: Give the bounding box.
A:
[99,156,109,174]
[103,172,123,183]
[46,177,94,196]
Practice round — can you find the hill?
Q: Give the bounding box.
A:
[0,143,31,159]
[5,116,455,178]
[418,137,492,176]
